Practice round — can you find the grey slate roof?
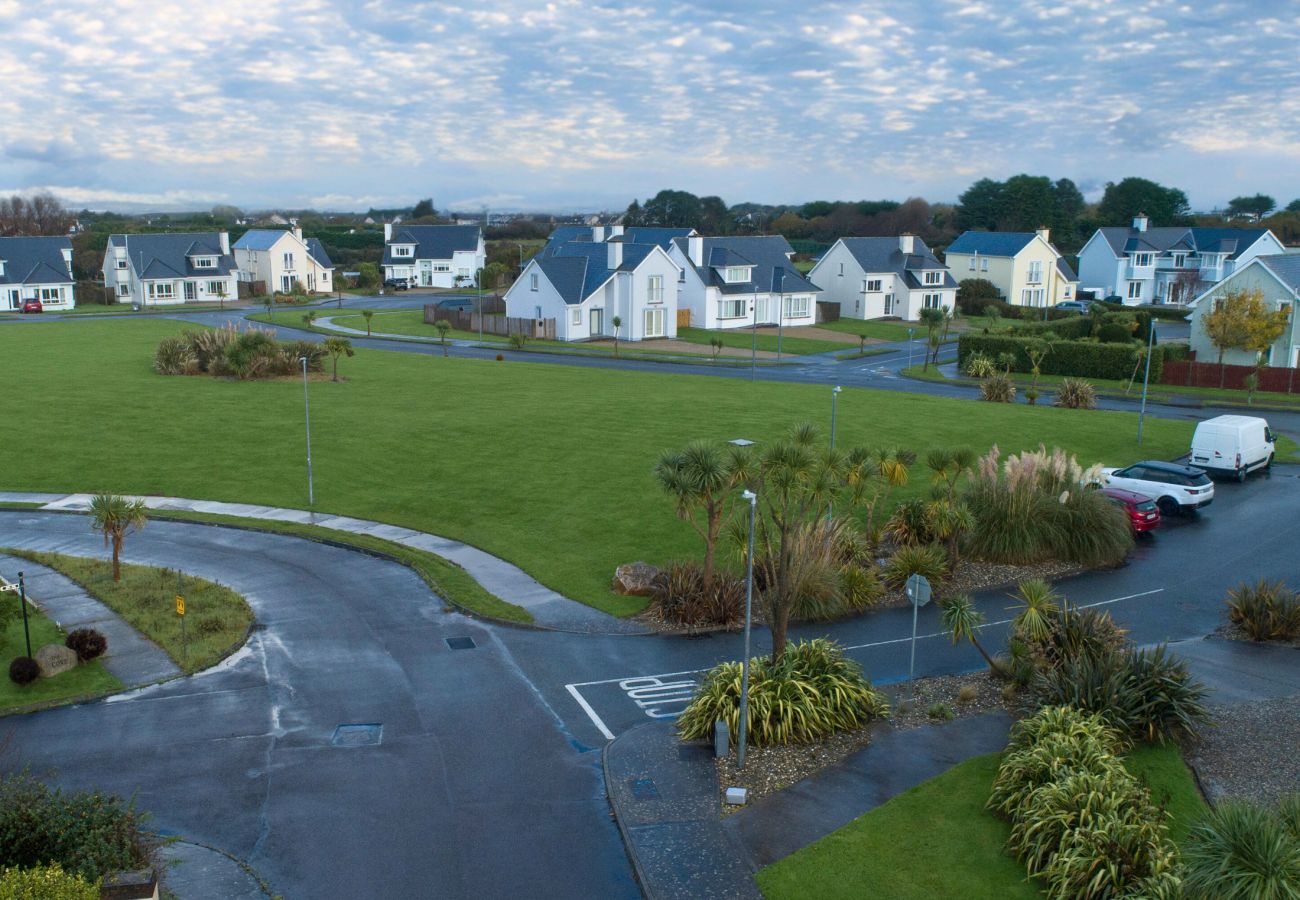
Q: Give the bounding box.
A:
[0,236,73,285]
[1096,226,1271,260]
[382,225,480,265]
[1257,255,1300,292]
[306,238,333,269]
[533,240,664,304]
[833,237,958,290]
[672,236,820,295]
[108,233,235,279]
[1055,257,1078,282]
[946,231,1036,257]
[232,229,286,252]
[543,226,693,253]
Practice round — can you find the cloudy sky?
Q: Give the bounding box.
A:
[2,0,1297,213]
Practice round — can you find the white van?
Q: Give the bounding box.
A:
[1190,415,1275,481]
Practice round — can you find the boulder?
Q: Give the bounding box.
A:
[612,562,660,597]
[35,643,79,678]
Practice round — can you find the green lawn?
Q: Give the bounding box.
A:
[757,744,1204,899]
[0,319,1193,616]
[0,603,122,715]
[677,326,850,357]
[328,309,497,344]
[5,550,253,674]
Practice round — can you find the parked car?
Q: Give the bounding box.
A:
[1098,487,1161,533]
[1190,415,1274,481]
[1099,461,1214,516]
[382,278,409,292]
[20,299,43,314]
[1055,300,1090,314]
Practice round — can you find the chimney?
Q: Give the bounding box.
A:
[899,233,915,255]
[609,225,624,238]
[592,225,606,242]
[219,231,230,255]
[1035,226,1050,243]
[607,241,623,269]
[1133,213,1148,233]
[292,226,303,242]
[688,235,703,266]
[385,223,394,242]
[61,246,72,268]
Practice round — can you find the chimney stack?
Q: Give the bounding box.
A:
[607,241,623,269]
[292,226,303,242]
[899,233,915,255]
[688,235,704,266]
[219,231,230,255]
[1132,213,1149,233]
[592,226,606,243]
[609,225,625,238]
[1035,226,1050,243]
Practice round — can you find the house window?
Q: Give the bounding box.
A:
[115,258,127,269]
[117,283,129,297]
[39,287,62,302]
[647,275,663,303]
[922,293,943,309]
[1132,252,1153,267]
[1026,261,1043,283]
[193,257,215,269]
[208,281,225,295]
[784,295,811,318]
[967,256,976,271]
[150,283,175,299]
[644,307,666,338]
[923,271,942,285]
[864,279,882,292]
[838,262,844,277]
[571,307,582,327]
[1173,253,1186,268]
[434,263,451,273]
[718,298,747,319]
[1020,288,1045,306]
[980,258,989,272]
[283,253,294,269]
[393,246,413,257]
[1127,281,1142,300]
[722,266,750,283]
[530,273,539,291]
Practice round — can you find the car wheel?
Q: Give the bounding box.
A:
[1266,453,1275,470]
[1156,496,1180,517]
[1236,468,1247,483]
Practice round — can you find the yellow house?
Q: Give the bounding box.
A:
[944,228,1077,308]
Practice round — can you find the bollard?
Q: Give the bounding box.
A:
[713,720,729,759]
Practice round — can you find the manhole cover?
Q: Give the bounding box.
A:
[445,637,476,650]
[629,778,659,800]
[331,724,383,747]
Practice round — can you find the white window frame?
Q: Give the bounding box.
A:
[967,256,976,271]
[39,287,62,302]
[865,279,882,292]
[1127,280,1143,300]
[115,258,127,269]
[922,293,943,309]
[571,307,582,327]
[434,263,451,273]
[718,297,746,319]
[643,307,665,338]
[1020,288,1045,306]
[150,282,175,299]
[1172,253,1186,268]
[283,252,294,269]
[208,280,225,295]
[722,266,751,284]
[393,245,413,257]
[117,282,129,297]
[783,295,811,318]
[1026,261,1043,284]
[923,270,942,286]
[193,257,216,269]
[980,258,989,272]
[1132,252,1153,268]
[530,273,539,291]
[646,274,663,303]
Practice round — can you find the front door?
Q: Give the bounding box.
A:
[643,307,665,338]
[184,281,197,301]
[590,308,603,335]
[884,293,895,316]
[421,262,433,287]
[280,275,292,293]
[755,296,770,324]
[6,289,18,310]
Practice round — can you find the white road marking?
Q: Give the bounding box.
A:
[562,588,1165,739]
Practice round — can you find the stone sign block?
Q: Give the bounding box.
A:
[36,643,78,678]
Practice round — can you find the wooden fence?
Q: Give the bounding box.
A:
[677,309,692,329]
[1162,359,1300,394]
[425,304,555,340]
[816,300,840,324]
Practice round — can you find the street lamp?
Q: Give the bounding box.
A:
[1137,321,1157,447]
[907,327,915,370]
[737,488,758,770]
[830,385,842,450]
[775,270,785,361]
[300,356,314,506]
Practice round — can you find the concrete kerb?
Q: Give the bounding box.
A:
[158,838,275,900]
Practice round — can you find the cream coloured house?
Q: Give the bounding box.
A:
[944,228,1077,308]
[233,228,333,294]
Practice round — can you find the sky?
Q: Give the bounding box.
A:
[1,0,1298,213]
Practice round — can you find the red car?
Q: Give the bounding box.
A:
[20,299,43,314]
[1099,487,1161,533]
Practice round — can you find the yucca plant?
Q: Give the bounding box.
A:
[838,563,883,613]
[1227,578,1300,641]
[1039,791,1181,899]
[154,337,198,375]
[1054,377,1098,410]
[942,594,1004,675]
[1009,578,1061,643]
[963,351,997,378]
[1183,800,1300,899]
[883,498,934,546]
[883,542,948,589]
[980,372,1017,402]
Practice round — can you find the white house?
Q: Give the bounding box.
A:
[1076,214,1286,306]
[505,238,680,342]
[667,235,820,330]
[233,228,333,294]
[545,224,695,252]
[382,224,485,288]
[1188,255,1300,368]
[944,228,1077,308]
[102,232,239,306]
[809,235,957,321]
[0,236,75,310]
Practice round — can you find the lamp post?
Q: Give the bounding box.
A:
[300,356,314,506]
[1137,321,1157,447]
[907,327,915,370]
[775,269,785,361]
[828,385,842,527]
[737,488,758,770]
[477,267,484,343]
[750,294,758,383]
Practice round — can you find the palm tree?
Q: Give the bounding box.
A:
[611,315,622,357]
[1007,578,1061,643]
[362,309,374,336]
[653,441,748,586]
[918,307,944,372]
[90,494,148,582]
[303,311,317,328]
[434,320,451,356]
[323,336,354,381]
[942,594,1005,675]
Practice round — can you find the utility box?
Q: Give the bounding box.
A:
[713,720,729,758]
[725,787,748,806]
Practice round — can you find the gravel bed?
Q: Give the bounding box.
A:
[874,557,1084,610]
[1185,694,1300,804]
[1209,620,1300,649]
[714,670,1026,811]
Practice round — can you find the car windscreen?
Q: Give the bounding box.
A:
[1135,500,1157,512]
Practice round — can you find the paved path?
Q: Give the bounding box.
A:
[1171,636,1300,705]
[0,552,180,686]
[0,491,646,635]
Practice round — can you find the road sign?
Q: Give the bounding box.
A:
[175,595,185,616]
[905,574,932,607]
[0,584,17,593]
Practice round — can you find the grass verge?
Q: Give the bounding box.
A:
[677,326,848,357]
[3,550,252,674]
[817,318,964,343]
[0,603,121,715]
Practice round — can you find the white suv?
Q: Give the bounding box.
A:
[1100,461,1214,516]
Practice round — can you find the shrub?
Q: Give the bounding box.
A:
[7,657,37,686]
[157,326,323,381]
[1097,321,1135,343]
[883,499,934,546]
[64,629,107,662]
[495,353,504,361]
[955,278,1002,312]
[980,372,1016,402]
[962,351,997,378]
[509,333,528,350]
[927,703,954,721]
[838,563,884,614]
[1183,800,1300,899]
[883,543,948,589]
[677,639,890,746]
[649,562,744,629]
[0,863,99,900]
[958,333,1160,381]
[1227,578,1300,641]
[153,337,198,375]
[1054,377,1097,409]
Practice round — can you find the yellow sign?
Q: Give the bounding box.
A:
[176,596,185,616]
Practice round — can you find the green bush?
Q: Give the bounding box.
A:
[1227,578,1300,641]
[1097,322,1135,343]
[883,499,935,546]
[677,639,890,746]
[980,372,1017,402]
[7,657,37,686]
[1183,799,1300,899]
[958,333,1160,381]
[1054,377,1097,409]
[883,543,948,589]
[838,563,884,614]
[156,326,325,381]
[648,562,744,629]
[0,864,99,900]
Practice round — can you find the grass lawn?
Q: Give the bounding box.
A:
[677,326,849,357]
[818,318,965,343]
[757,743,1204,899]
[0,319,1194,616]
[0,604,121,715]
[328,309,497,344]
[5,550,253,674]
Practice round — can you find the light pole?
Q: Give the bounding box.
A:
[1137,321,1157,447]
[775,269,785,362]
[737,488,758,770]
[750,294,758,383]
[300,356,314,506]
[907,327,915,370]
[477,267,484,343]
[828,385,842,526]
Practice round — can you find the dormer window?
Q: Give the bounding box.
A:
[1172,253,1186,268]
[1131,252,1153,268]
[116,258,127,269]
[392,245,414,258]
[923,270,942,286]
[721,266,752,284]
[193,257,216,269]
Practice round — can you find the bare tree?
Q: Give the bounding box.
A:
[0,192,73,236]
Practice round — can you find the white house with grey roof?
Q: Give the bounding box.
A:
[1076,214,1286,306]
[0,236,75,310]
[233,227,333,294]
[1188,255,1300,369]
[382,224,484,288]
[505,238,680,342]
[667,235,820,330]
[545,224,695,252]
[809,235,956,321]
[102,232,238,306]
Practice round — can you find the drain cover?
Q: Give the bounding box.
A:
[331,724,383,747]
[445,637,476,650]
[629,778,659,800]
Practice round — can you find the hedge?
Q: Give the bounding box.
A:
[958,333,1163,381]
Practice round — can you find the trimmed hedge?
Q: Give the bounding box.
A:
[958,333,1163,381]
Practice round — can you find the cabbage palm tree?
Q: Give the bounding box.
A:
[90,494,148,582]
[942,594,1004,675]
[611,315,623,357]
[362,309,374,336]
[653,441,748,587]
[323,336,354,381]
[434,319,451,355]
[1008,578,1061,643]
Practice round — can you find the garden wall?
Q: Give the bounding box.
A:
[1162,359,1300,393]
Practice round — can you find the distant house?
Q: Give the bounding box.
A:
[1076,214,1286,306]
[505,238,680,342]
[233,228,333,294]
[0,236,75,311]
[944,228,1077,308]
[102,232,238,306]
[667,235,820,330]
[1188,255,1300,368]
[382,224,485,288]
[809,236,957,321]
